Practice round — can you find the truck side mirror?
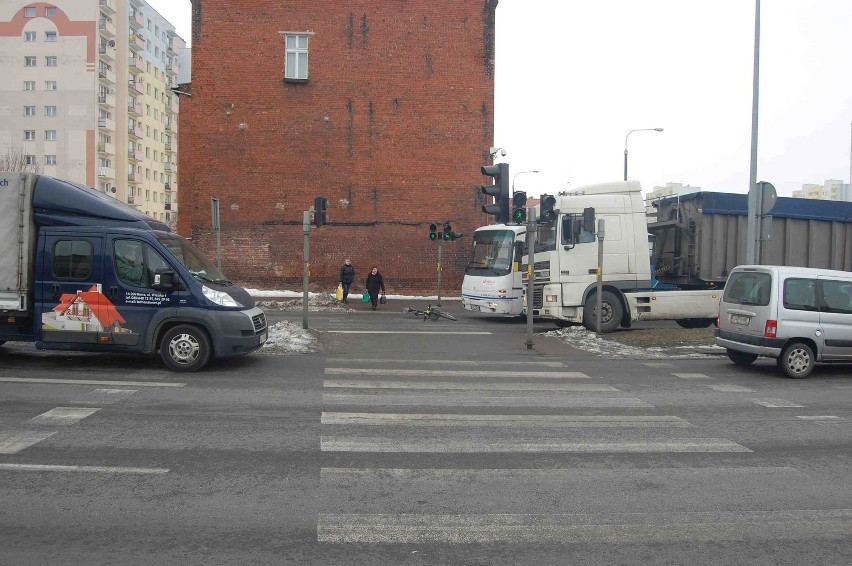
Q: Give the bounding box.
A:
[582,207,595,233]
[152,269,177,292]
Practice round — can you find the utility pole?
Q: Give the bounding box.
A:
[302,210,310,329]
[525,208,537,350]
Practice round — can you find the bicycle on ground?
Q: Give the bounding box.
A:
[404,304,457,321]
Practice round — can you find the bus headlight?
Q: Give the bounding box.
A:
[545,294,558,303]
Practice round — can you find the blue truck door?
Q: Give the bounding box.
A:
[103,236,177,350]
[37,233,111,346]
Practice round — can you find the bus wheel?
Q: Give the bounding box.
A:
[161,325,212,372]
[583,291,622,333]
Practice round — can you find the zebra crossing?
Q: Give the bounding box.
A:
[313,357,852,544]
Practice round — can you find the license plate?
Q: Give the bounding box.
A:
[730,314,750,325]
[468,305,480,312]
[259,333,268,344]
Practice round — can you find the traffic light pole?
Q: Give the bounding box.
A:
[525,208,537,350]
[436,237,443,307]
[302,210,310,330]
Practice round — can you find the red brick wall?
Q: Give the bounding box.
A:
[178,0,498,295]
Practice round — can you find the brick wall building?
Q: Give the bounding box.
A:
[178,0,499,294]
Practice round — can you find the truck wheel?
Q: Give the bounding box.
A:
[160,325,212,372]
[726,349,758,366]
[676,318,715,329]
[777,342,814,379]
[583,290,622,333]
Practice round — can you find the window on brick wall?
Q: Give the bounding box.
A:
[283,33,310,81]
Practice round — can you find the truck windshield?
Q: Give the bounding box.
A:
[156,235,232,285]
[466,229,516,276]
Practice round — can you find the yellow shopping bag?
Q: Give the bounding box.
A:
[335,283,343,302]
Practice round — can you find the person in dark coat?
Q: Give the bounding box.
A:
[365,266,386,310]
[339,259,355,303]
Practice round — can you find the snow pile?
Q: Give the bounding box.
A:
[258,320,318,355]
[543,326,722,359]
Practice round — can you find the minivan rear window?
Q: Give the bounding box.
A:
[724,272,771,306]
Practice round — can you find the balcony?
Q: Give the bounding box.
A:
[128,55,143,73]
[128,31,144,51]
[98,67,116,85]
[164,203,172,211]
[98,44,115,62]
[96,142,114,155]
[98,167,115,180]
[127,101,141,116]
[127,148,141,162]
[129,0,142,7]
[129,10,143,29]
[164,162,173,172]
[98,117,114,131]
[164,119,174,132]
[99,0,116,15]
[127,194,139,206]
[97,93,112,107]
[164,140,173,153]
[98,17,116,38]
[164,183,172,192]
[128,126,142,140]
[127,171,142,184]
[128,79,142,95]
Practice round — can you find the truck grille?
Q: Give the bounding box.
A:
[252,312,267,333]
[533,286,544,309]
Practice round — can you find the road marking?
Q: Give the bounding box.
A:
[323,380,617,392]
[325,368,590,379]
[326,331,491,335]
[27,407,100,425]
[321,413,692,428]
[323,393,653,408]
[643,362,675,368]
[0,463,168,474]
[325,358,566,367]
[0,377,185,388]
[747,398,804,408]
[797,415,843,421]
[317,509,852,543]
[72,389,138,405]
[320,437,750,453]
[672,373,713,379]
[706,384,755,393]
[0,430,57,454]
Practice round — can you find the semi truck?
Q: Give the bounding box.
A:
[0,172,268,371]
[465,181,852,332]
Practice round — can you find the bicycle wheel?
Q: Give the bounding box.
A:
[437,310,457,321]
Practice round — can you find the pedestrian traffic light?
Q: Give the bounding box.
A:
[512,191,527,224]
[443,222,453,240]
[429,223,438,241]
[313,196,328,227]
[480,162,510,224]
[539,194,557,223]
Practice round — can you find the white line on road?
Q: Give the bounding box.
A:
[797,415,844,421]
[325,358,566,367]
[320,437,751,453]
[325,368,590,378]
[747,398,804,408]
[317,509,852,543]
[672,373,713,379]
[325,331,491,335]
[323,393,653,408]
[321,413,692,428]
[0,377,185,388]
[27,407,100,426]
[323,380,616,392]
[706,384,755,393]
[0,430,57,454]
[0,463,168,474]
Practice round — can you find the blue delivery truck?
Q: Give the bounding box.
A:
[0,172,267,371]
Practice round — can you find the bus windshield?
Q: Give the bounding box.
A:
[465,229,517,277]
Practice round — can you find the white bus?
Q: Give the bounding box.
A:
[461,224,527,316]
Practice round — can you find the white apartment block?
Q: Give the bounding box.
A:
[0,0,184,227]
[792,179,852,202]
[644,182,701,219]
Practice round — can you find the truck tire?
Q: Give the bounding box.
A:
[160,324,212,372]
[583,290,622,333]
[726,349,758,366]
[777,341,814,379]
[676,318,715,329]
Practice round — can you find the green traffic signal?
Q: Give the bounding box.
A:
[443,222,452,240]
[512,208,526,223]
[429,223,438,240]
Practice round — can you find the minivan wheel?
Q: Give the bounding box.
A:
[160,324,212,372]
[777,342,814,379]
[726,349,758,366]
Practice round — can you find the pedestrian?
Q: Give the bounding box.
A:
[339,258,355,303]
[365,266,386,310]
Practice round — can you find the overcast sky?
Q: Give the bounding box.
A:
[148,0,852,198]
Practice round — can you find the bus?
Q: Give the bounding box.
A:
[461,224,526,316]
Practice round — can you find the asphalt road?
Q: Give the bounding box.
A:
[2,304,851,565]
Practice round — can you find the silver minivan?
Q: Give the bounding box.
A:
[716,265,852,378]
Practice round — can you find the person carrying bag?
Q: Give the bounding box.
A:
[365,266,386,310]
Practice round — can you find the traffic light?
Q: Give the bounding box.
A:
[512,191,527,223]
[443,222,453,241]
[539,194,557,223]
[429,223,438,241]
[313,196,328,227]
[480,162,510,224]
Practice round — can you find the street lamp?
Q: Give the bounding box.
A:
[512,170,539,194]
[624,128,663,181]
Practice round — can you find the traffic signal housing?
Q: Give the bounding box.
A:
[539,194,557,223]
[481,162,510,224]
[429,223,438,241]
[313,196,328,227]
[512,191,527,224]
[443,222,453,241]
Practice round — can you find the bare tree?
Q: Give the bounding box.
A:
[0,147,42,173]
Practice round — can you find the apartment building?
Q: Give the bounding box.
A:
[645,182,701,220]
[0,0,184,227]
[792,179,852,201]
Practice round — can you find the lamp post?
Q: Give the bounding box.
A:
[624,128,663,181]
[512,170,539,195]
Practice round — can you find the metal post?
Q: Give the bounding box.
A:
[525,208,537,350]
[211,197,221,270]
[596,219,605,335]
[746,0,761,264]
[436,236,443,307]
[302,211,310,330]
[623,148,628,182]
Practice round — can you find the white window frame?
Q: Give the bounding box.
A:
[24,130,36,141]
[45,56,57,67]
[44,105,57,117]
[25,56,36,67]
[24,81,35,91]
[45,155,57,166]
[25,154,37,165]
[45,130,57,141]
[24,7,36,17]
[281,31,312,81]
[45,7,56,17]
[24,106,36,116]
[24,31,36,42]
[45,80,57,91]
[45,31,57,42]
